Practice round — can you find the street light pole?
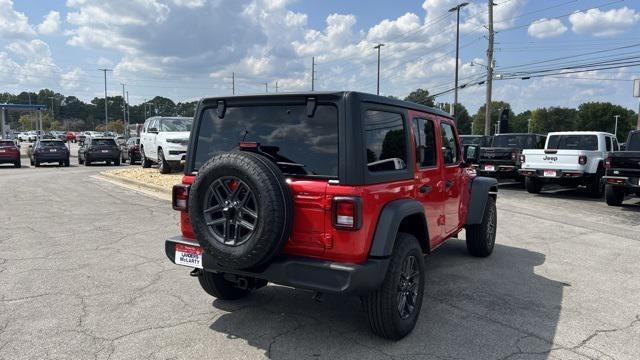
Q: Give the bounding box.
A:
[449,2,469,119]
[374,44,385,95]
[98,69,112,131]
[614,115,620,139]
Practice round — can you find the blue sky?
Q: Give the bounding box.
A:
[1,0,639,114]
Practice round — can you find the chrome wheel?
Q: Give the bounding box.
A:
[397,255,420,320]
[203,177,258,246]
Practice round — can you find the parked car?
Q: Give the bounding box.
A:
[78,137,121,166]
[28,139,70,167]
[17,132,32,142]
[519,131,618,196]
[140,116,192,173]
[49,131,66,141]
[0,140,21,168]
[24,131,38,142]
[478,133,546,181]
[165,92,498,340]
[76,132,87,145]
[603,130,640,206]
[120,137,141,164]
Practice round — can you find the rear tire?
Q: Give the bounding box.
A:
[586,167,605,198]
[465,196,497,257]
[525,177,542,194]
[64,159,70,167]
[14,160,21,168]
[114,158,121,166]
[198,271,251,300]
[364,233,425,340]
[605,185,624,206]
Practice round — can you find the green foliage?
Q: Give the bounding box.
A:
[442,103,472,135]
[472,101,514,135]
[576,102,635,141]
[512,110,531,133]
[404,89,434,107]
[530,107,577,134]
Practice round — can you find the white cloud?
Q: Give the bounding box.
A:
[569,7,640,37]
[172,0,206,8]
[0,0,36,39]
[527,18,567,39]
[37,11,61,35]
[366,12,421,42]
[460,0,527,33]
[60,67,87,89]
[2,39,60,85]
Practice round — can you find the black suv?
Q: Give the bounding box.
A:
[478,133,546,181]
[29,140,70,167]
[78,137,121,166]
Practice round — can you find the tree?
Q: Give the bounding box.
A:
[512,110,531,133]
[576,102,635,141]
[442,103,472,135]
[530,107,577,134]
[404,89,434,107]
[472,101,514,135]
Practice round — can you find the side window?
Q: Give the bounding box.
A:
[538,136,546,149]
[605,136,612,152]
[613,138,619,151]
[412,118,437,167]
[439,122,459,165]
[364,110,407,172]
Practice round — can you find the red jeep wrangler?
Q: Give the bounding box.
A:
[166,92,498,339]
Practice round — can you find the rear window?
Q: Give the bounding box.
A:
[160,118,192,132]
[194,104,339,177]
[628,132,640,151]
[39,141,66,148]
[492,135,535,149]
[547,135,598,151]
[460,136,484,146]
[91,139,117,147]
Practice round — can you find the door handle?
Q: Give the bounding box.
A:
[445,180,454,189]
[419,185,432,194]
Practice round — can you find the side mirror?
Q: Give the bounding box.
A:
[463,145,480,165]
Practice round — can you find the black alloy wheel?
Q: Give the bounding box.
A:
[202,177,259,246]
[397,255,420,320]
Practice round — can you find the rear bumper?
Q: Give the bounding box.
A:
[518,168,591,180]
[165,236,389,295]
[0,154,20,162]
[86,151,119,161]
[603,176,640,189]
[34,153,69,162]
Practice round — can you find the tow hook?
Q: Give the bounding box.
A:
[190,268,203,277]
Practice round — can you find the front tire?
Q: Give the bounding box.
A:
[605,184,624,206]
[198,271,251,300]
[114,158,121,166]
[465,196,497,257]
[158,149,171,174]
[525,177,542,194]
[364,233,425,340]
[141,147,151,168]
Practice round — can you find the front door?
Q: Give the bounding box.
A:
[439,121,464,235]
[411,114,445,249]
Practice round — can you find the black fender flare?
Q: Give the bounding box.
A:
[369,198,427,258]
[466,176,498,225]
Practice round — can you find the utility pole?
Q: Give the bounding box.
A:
[126,91,130,139]
[143,98,147,121]
[449,2,469,118]
[121,83,127,134]
[98,68,112,131]
[614,115,620,139]
[48,96,55,125]
[374,44,385,95]
[275,81,278,93]
[484,1,495,136]
[232,72,235,95]
[264,83,269,93]
[527,118,532,133]
[311,56,316,91]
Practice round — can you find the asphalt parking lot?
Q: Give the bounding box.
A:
[1,159,639,360]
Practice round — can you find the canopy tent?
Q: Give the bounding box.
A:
[0,103,47,139]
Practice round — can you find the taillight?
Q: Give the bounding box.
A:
[604,157,612,169]
[578,155,587,165]
[172,184,190,211]
[332,196,362,230]
[519,154,525,163]
[511,151,517,161]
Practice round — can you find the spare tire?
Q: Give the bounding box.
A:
[188,151,293,270]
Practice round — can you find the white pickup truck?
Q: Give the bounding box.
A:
[519,131,619,197]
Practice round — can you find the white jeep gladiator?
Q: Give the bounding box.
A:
[519,131,619,196]
[140,116,193,174]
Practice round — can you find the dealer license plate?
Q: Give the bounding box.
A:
[49,149,57,152]
[543,170,556,177]
[484,164,495,172]
[174,244,203,269]
[101,150,109,153]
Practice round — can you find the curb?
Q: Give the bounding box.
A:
[99,172,172,194]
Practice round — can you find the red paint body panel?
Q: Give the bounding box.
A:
[177,110,475,265]
[0,145,20,161]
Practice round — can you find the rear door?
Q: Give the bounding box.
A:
[439,120,464,236]
[410,112,445,248]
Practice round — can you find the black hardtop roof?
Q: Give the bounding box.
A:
[493,133,545,136]
[89,137,116,140]
[199,91,453,120]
